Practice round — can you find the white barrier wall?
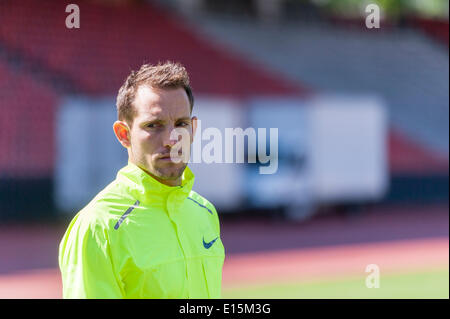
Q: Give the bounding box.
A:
[189,97,246,210]
[55,97,127,213]
[308,95,389,203]
[246,98,312,208]
[55,94,387,214]
[247,94,388,208]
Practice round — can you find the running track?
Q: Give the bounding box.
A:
[0,204,448,298]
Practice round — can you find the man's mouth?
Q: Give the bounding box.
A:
[157,154,182,162]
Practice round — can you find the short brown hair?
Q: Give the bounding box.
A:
[116,61,194,125]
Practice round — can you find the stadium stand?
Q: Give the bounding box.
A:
[0,0,303,96]
[0,61,58,177]
[408,17,449,47]
[0,0,447,219]
[2,1,446,175]
[0,60,58,219]
[0,0,304,219]
[191,16,449,173]
[389,129,448,174]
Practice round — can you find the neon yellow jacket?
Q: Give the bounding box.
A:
[58,162,225,299]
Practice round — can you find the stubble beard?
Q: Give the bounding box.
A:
[130,148,188,186]
[152,161,187,182]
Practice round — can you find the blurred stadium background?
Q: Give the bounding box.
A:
[0,0,448,298]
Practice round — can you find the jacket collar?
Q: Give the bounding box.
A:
[116,161,194,204]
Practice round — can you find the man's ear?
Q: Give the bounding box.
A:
[191,116,198,143]
[113,121,131,148]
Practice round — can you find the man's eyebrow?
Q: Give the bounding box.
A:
[141,117,190,126]
[142,118,164,125]
[176,117,191,122]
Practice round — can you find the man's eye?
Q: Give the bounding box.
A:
[177,122,189,127]
[147,123,159,128]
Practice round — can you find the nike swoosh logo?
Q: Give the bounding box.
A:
[203,236,218,249]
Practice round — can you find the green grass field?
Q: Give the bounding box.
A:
[222,268,449,299]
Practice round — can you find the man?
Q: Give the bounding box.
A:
[58,62,225,298]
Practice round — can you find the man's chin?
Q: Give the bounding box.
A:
[153,165,187,181]
[136,161,185,183]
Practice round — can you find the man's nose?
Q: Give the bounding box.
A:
[163,126,178,148]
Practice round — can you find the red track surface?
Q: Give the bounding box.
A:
[223,237,449,288]
[0,204,448,298]
[0,237,447,298]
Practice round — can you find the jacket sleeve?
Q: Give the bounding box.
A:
[59,215,124,299]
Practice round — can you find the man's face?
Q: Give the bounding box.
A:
[121,85,195,186]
